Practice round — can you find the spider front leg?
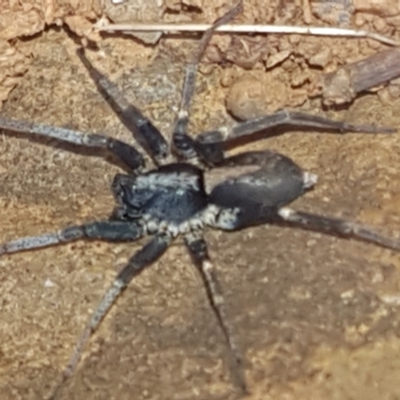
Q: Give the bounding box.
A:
[0,220,145,254]
[0,47,174,173]
[196,109,396,147]
[77,48,170,165]
[0,117,145,173]
[172,1,242,165]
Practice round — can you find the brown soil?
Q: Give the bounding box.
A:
[2,2,400,400]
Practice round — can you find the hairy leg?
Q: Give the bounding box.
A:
[47,233,172,400]
[277,207,400,251]
[185,231,247,394]
[0,220,144,255]
[0,116,145,172]
[77,48,170,165]
[172,1,243,164]
[197,109,395,144]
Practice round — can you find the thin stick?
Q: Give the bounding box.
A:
[95,22,399,47]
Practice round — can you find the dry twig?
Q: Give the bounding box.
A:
[322,47,400,105]
[94,20,399,47]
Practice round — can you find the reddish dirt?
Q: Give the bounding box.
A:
[2,2,400,400]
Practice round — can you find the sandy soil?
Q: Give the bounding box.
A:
[2,2,400,400]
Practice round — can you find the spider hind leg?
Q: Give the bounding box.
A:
[277,208,400,251]
[205,148,400,252]
[48,233,172,400]
[185,232,248,394]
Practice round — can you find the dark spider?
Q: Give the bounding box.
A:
[0,2,400,398]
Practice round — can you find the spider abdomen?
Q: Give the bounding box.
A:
[208,151,316,228]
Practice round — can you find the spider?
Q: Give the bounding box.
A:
[1,2,400,398]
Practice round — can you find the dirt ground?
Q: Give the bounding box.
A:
[2,2,400,400]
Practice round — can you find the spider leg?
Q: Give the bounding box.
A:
[0,220,144,254]
[76,48,170,165]
[208,150,400,252]
[172,1,242,164]
[48,233,172,400]
[196,109,396,144]
[277,207,400,251]
[209,203,400,252]
[0,117,145,172]
[185,232,247,394]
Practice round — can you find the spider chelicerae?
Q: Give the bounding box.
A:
[1,2,400,398]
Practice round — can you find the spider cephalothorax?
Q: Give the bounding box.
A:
[0,2,399,398]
